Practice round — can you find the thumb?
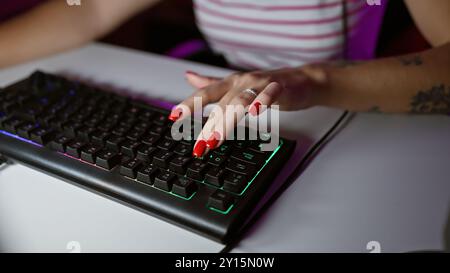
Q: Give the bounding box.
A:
[185,71,221,89]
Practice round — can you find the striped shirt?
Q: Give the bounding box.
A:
[194,0,388,69]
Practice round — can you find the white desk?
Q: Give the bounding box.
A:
[0,44,449,252]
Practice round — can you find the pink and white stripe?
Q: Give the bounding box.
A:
[194,0,368,69]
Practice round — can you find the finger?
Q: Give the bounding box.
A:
[169,80,228,122]
[185,71,221,89]
[248,82,283,116]
[192,92,236,157]
[202,88,258,152]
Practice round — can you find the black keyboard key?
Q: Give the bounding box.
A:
[17,122,39,139]
[120,158,142,179]
[157,139,176,151]
[91,130,110,146]
[173,143,192,156]
[186,159,208,181]
[223,172,248,194]
[136,145,157,162]
[214,143,232,156]
[63,122,83,138]
[205,167,226,187]
[126,129,144,141]
[208,153,227,166]
[30,127,54,145]
[231,150,265,165]
[226,160,255,176]
[169,155,191,174]
[149,125,166,135]
[120,139,141,157]
[106,135,125,152]
[80,144,102,163]
[2,117,25,133]
[153,113,167,125]
[112,125,130,137]
[208,190,234,211]
[96,150,121,170]
[66,140,86,158]
[76,126,96,141]
[152,150,173,168]
[136,165,159,185]
[141,134,160,146]
[172,177,197,198]
[154,171,176,191]
[50,135,72,152]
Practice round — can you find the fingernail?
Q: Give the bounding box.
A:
[193,140,207,158]
[168,108,182,121]
[185,70,198,76]
[206,131,221,149]
[249,101,261,116]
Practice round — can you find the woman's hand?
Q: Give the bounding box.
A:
[168,66,328,157]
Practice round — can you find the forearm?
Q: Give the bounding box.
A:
[0,0,158,69]
[0,1,100,68]
[315,43,450,114]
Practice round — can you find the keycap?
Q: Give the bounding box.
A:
[208,190,234,211]
[50,135,72,152]
[29,127,54,145]
[136,165,159,185]
[186,159,208,181]
[120,158,142,179]
[223,172,247,193]
[91,130,110,146]
[208,153,227,166]
[17,122,39,139]
[231,150,265,165]
[66,140,86,158]
[226,160,255,176]
[157,139,176,151]
[136,145,157,162]
[172,177,197,198]
[149,125,166,135]
[153,113,167,125]
[2,117,24,133]
[126,129,144,141]
[76,126,96,141]
[169,155,191,174]
[214,143,231,156]
[112,125,130,137]
[154,171,176,191]
[142,134,160,147]
[96,150,121,170]
[205,167,226,187]
[80,144,102,163]
[173,143,192,156]
[106,135,125,152]
[152,150,173,168]
[120,139,141,157]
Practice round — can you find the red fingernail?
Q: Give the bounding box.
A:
[249,101,261,116]
[168,108,182,121]
[193,140,207,158]
[185,70,198,76]
[206,131,221,149]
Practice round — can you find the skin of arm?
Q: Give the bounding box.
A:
[0,0,159,68]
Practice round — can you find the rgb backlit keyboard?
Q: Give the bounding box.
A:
[0,71,295,243]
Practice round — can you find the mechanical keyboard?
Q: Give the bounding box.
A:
[0,71,295,243]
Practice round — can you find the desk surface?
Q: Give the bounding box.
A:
[0,44,449,252]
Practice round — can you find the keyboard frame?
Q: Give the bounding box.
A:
[0,74,296,243]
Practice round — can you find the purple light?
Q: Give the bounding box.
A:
[0,130,43,147]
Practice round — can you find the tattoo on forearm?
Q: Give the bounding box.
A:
[410,84,450,115]
[399,55,423,66]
